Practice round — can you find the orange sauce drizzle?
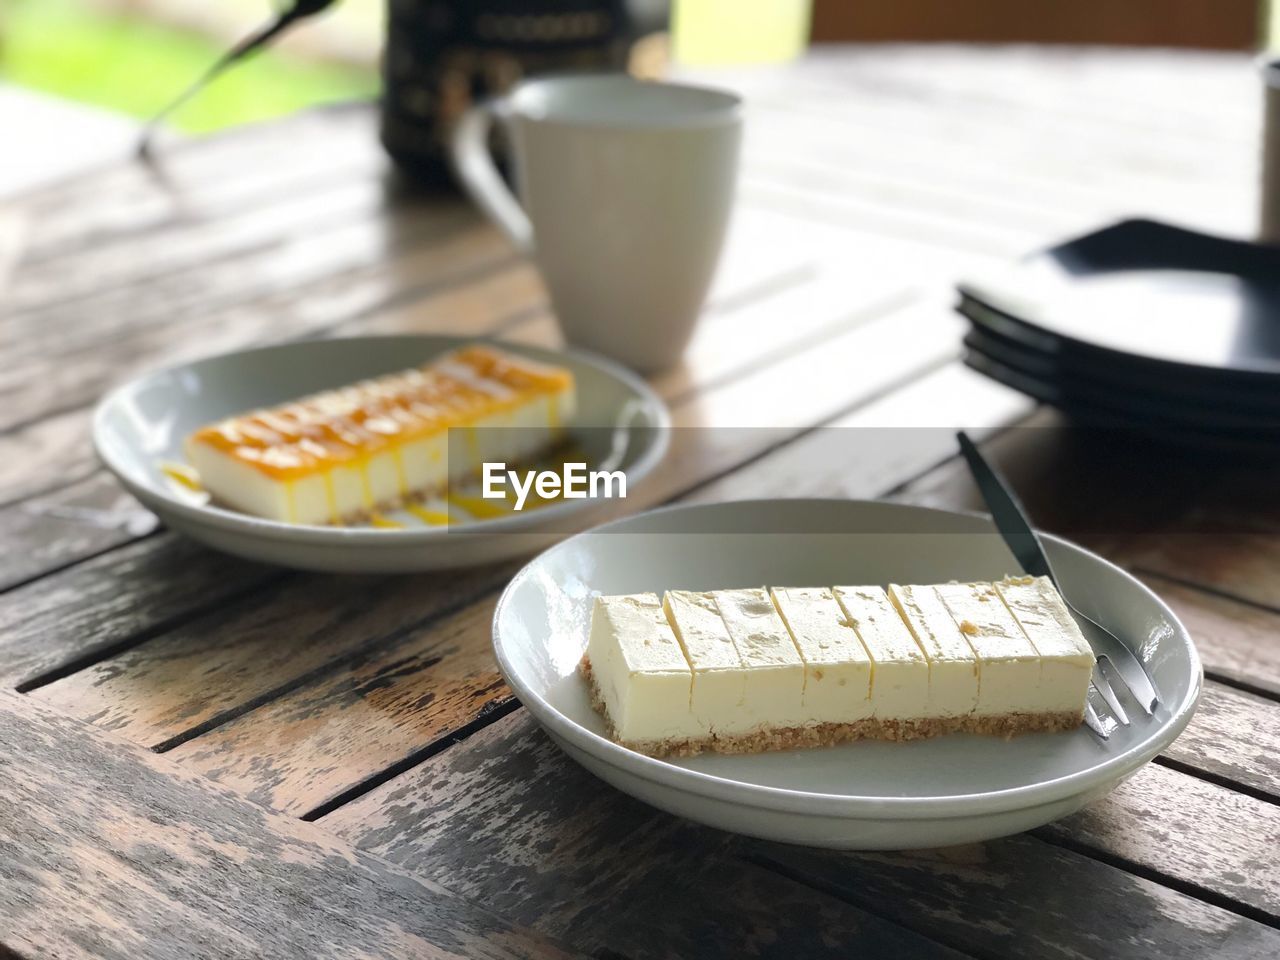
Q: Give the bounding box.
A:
[405,504,452,526]
[160,461,204,493]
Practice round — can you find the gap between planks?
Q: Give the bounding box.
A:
[1153,756,1280,809]
[299,698,524,822]
[144,570,511,754]
[1029,826,1280,931]
[737,843,1272,960]
[13,570,294,695]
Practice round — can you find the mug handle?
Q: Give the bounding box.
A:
[450,98,535,256]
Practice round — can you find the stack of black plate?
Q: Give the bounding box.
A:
[957,219,1280,457]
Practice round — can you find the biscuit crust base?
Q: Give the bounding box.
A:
[580,655,1082,759]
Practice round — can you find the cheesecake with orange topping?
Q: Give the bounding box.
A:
[185,345,575,525]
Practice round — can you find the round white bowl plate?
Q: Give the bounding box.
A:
[493,499,1202,850]
[93,336,670,572]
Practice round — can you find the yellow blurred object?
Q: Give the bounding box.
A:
[672,0,812,66]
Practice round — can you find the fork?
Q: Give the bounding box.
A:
[955,432,1160,739]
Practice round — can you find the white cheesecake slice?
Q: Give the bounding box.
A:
[185,345,575,525]
[997,576,1094,718]
[833,585,930,728]
[583,577,1094,757]
[889,584,980,718]
[663,590,745,739]
[770,587,872,724]
[713,588,808,736]
[582,593,700,752]
[934,581,1043,722]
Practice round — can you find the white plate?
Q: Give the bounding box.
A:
[93,336,670,572]
[493,499,1202,850]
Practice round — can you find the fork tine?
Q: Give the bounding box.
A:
[1084,702,1109,739]
[1097,655,1147,719]
[1071,607,1159,714]
[1091,664,1130,725]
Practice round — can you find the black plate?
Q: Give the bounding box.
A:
[957,219,1280,384]
[959,294,1280,409]
[962,348,1280,459]
[964,327,1280,433]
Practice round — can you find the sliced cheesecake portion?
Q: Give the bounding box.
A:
[582,593,699,754]
[713,588,808,744]
[997,576,1094,721]
[934,580,1059,731]
[582,575,1094,758]
[833,585,930,732]
[770,587,872,725]
[888,584,980,719]
[663,590,744,741]
[185,345,575,525]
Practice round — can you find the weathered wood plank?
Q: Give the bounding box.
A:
[0,408,99,510]
[686,359,1032,504]
[729,49,1254,163]
[785,46,1254,129]
[0,211,492,431]
[7,177,400,313]
[166,599,507,815]
[888,409,1211,556]
[1162,683,1280,800]
[650,274,911,402]
[667,298,961,432]
[1038,762,1280,921]
[0,689,578,960]
[742,108,1239,232]
[325,710,1280,960]
[13,105,380,261]
[1126,534,1280,612]
[28,564,513,749]
[5,189,476,354]
[0,473,158,592]
[21,138,385,267]
[0,534,281,691]
[748,832,1280,960]
[326,709,968,960]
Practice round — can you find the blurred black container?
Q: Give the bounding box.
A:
[381,0,667,186]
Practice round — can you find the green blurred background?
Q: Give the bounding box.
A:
[0,0,380,132]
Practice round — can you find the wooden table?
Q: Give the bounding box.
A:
[2,46,1277,959]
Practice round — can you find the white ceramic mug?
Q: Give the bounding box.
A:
[450,74,742,372]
